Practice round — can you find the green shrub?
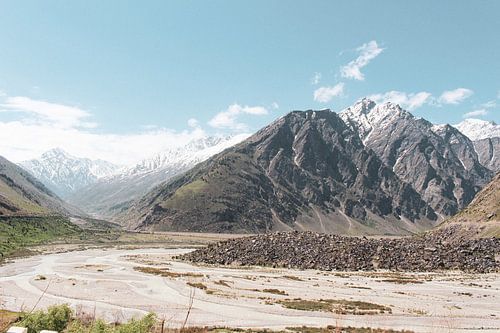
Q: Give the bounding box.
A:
[19,304,73,333]
[66,313,156,333]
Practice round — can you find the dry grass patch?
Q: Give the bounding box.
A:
[279,298,391,315]
[187,282,208,290]
[134,266,203,278]
[262,288,288,295]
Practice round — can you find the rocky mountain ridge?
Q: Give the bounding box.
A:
[340,99,493,216]
[121,109,438,234]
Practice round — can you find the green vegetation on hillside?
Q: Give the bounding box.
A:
[0,216,81,259]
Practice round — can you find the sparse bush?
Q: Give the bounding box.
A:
[66,313,156,333]
[19,304,73,333]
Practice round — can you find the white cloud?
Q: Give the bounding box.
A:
[271,102,279,109]
[340,40,384,81]
[311,72,321,85]
[187,118,199,128]
[313,83,344,103]
[463,109,488,118]
[0,120,207,165]
[367,90,432,111]
[1,96,93,128]
[0,95,207,165]
[208,103,268,131]
[438,88,473,105]
[481,100,496,108]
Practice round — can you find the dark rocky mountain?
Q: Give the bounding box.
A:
[340,99,493,216]
[120,109,437,235]
[0,155,79,216]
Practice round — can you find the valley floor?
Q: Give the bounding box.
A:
[0,247,499,333]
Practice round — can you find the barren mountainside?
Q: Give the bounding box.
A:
[121,109,438,235]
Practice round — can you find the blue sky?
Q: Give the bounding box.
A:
[0,1,498,164]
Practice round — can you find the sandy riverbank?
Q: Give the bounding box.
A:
[0,247,499,332]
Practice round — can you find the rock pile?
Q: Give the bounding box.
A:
[179,231,500,273]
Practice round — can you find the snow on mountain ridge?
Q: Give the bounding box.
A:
[122,134,249,177]
[454,118,500,141]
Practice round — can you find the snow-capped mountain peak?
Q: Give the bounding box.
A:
[124,134,249,176]
[454,118,500,141]
[339,99,414,141]
[20,148,120,198]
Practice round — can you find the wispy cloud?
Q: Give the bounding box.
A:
[208,103,268,131]
[481,100,496,109]
[187,118,199,128]
[311,72,321,85]
[438,88,473,105]
[463,109,488,118]
[340,40,384,81]
[313,83,344,103]
[1,96,94,129]
[271,102,279,109]
[368,90,432,111]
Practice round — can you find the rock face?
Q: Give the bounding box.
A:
[472,137,500,172]
[179,231,500,273]
[0,155,78,216]
[121,109,437,234]
[20,148,120,199]
[340,99,492,215]
[454,118,500,172]
[67,135,248,219]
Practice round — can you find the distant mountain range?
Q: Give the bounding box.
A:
[0,155,79,216]
[66,135,248,218]
[12,99,500,235]
[20,148,120,198]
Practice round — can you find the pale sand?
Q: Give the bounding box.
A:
[0,247,499,332]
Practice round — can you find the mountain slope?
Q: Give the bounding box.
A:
[120,110,437,235]
[435,172,500,239]
[20,148,120,198]
[68,135,248,218]
[472,137,500,172]
[453,119,500,173]
[0,155,77,216]
[340,99,492,216]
